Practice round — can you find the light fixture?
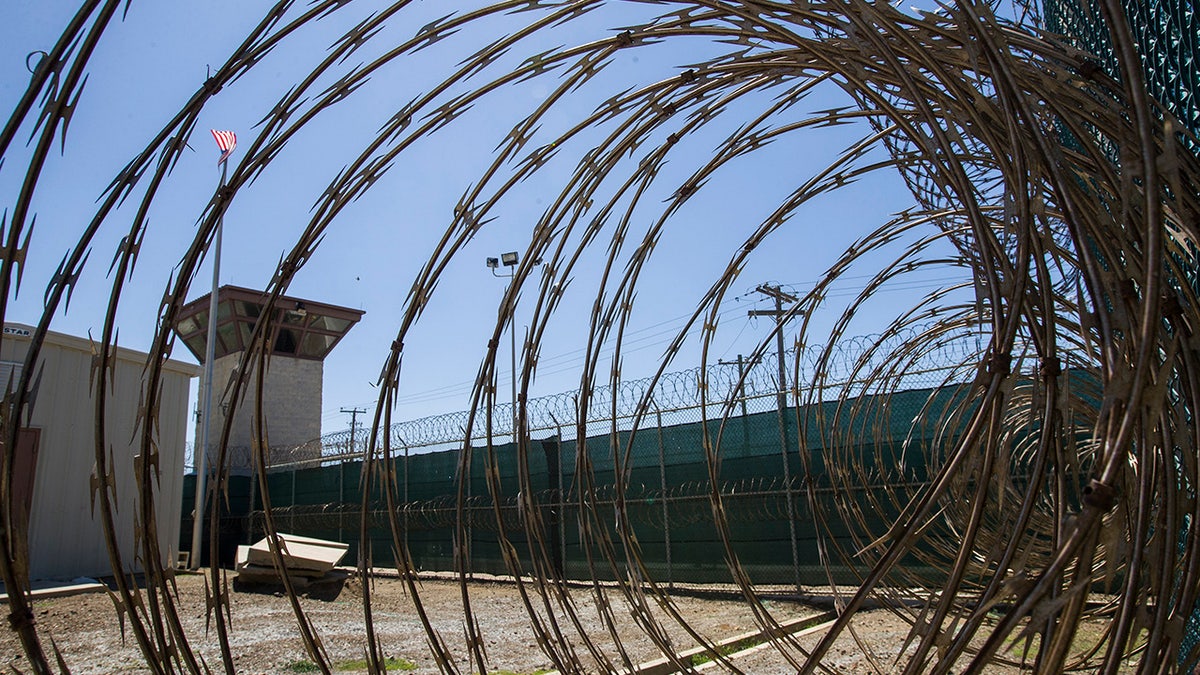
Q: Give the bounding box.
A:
[486,250,523,442]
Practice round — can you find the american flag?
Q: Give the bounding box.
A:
[210,129,237,164]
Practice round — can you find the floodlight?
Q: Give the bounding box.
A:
[486,257,499,268]
[501,251,519,266]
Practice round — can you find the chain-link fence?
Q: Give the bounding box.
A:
[184,329,1103,586]
[269,326,988,462]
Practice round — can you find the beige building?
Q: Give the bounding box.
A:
[2,323,199,580]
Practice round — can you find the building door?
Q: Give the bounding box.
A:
[9,427,40,566]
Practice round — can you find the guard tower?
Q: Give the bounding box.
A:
[174,285,364,469]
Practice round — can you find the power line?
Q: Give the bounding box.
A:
[384,276,965,409]
[389,293,754,406]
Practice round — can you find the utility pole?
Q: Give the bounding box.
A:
[748,283,799,420]
[340,407,367,452]
[749,282,801,591]
[717,354,753,420]
[718,354,757,449]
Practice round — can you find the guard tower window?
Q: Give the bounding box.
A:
[274,328,298,354]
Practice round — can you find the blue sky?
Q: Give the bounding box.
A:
[1,0,970,448]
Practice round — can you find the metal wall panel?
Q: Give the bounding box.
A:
[2,324,200,580]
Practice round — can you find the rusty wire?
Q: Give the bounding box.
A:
[3,0,1200,673]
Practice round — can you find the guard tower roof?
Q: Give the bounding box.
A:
[173,285,364,363]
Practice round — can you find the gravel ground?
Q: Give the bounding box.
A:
[2,571,820,674]
[2,572,1126,674]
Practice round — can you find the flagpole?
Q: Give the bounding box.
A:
[189,158,226,569]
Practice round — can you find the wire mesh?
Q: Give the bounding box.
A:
[2,1,1199,673]
[232,338,966,587]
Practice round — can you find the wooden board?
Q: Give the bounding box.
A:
[244,533,348,573]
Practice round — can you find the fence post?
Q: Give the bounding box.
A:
[247,461,258,545]
[465,439,473,580]
[542,436,563,578]
[557,424,566,579]
[654,402,672,590]
[773,353,802,592]
[404,442,410,568]
[737,355,750,447]
[338,460,345,544]
[291,463,297,534]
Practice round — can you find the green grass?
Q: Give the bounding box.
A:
[338,656,417,671]
[689,636,766,666]
[285,661,321,673]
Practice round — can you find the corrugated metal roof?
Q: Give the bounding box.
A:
[2,322,202,377]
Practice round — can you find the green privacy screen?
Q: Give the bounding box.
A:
[184,381,983,586]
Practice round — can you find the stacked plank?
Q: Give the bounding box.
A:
[235,533,349,590]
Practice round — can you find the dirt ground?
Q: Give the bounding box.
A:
[1,572,1120,674]
[2,571,811,674]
